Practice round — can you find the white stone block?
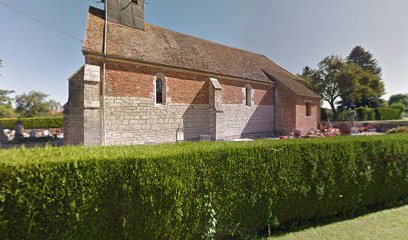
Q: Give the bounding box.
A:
[84,100,100,109]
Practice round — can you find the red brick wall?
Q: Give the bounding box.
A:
[253,84,274,105]
[91,61,209,104]
[105,63,152,98]
[295,96,320,134]
[220,79,244,104]
[220,79,273,105]
[275,83,320,136]
[89,59,276,107]
[86,58,275,107]
[276,84,296,134]
[168,78,208,104]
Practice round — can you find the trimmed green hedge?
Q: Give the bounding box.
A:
[376,108,403,120]
[1,135,408,239]
[0,117,63,130]
[350,108,402,121]
[356,107,375,121]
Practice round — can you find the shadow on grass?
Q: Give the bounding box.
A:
[253,198,408,239]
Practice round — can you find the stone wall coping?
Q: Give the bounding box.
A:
[209,78,222,90]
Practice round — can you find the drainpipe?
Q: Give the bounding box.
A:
[101,1,108,146]
[273,84,277,136]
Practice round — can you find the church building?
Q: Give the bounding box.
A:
[64,0,320,146]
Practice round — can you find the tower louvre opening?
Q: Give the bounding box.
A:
[103,0,144,30]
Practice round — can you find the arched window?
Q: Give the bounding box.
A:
[245,85,252,106]
[156,78,163,104]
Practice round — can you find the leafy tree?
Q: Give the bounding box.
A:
[389,94,408,106]
[301,47,386,117]
[390,102,405,115]
[0,88,16,118]
[0,105,16,118]
[15,91,60,117]
[0,89,14,106]
[0,59,16,118]
[300,56,344,116]
[337,63,385,109]
[47,100,62,111]
[389,94,408,116]
[347,46,382,76]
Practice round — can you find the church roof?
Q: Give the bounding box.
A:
[83,7,320,98]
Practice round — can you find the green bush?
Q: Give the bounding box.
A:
[390,103,405,116]
[375,108,403,120]
[0,117,63,130]
[1,135,408,239]
[356,107,376,121]
[320,108,334,121]
[321,108,328,121]
[336,107,404,122]
[336,109,357,121]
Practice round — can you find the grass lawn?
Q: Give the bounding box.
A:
[268,205,408,240]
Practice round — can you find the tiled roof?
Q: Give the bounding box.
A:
[83,6,320,98]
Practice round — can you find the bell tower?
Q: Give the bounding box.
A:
[104,0,145,30]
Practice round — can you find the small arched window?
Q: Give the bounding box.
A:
[245,85,252,106]
[156,78,163,104]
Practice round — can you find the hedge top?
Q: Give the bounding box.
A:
[0,117,63,130]
[1,133,408,239]
[1,134,407,166]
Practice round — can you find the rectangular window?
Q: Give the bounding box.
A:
[156,79,163,104]
[246,87,251,106]
[306,102,312,116]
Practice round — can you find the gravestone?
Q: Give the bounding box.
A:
[29,130,38,138]
[43,130,49,137]
[13,121,24,141]
[176,127,184,142]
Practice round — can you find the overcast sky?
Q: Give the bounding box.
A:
[0,0,407,104]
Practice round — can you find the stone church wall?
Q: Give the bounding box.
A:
[64,64,101,146]
[99,61,277,144]
[64,67,85,145]
[217,79,275,139]
[104,97,210,145]
[65,60,319,146]
[102,62,211,145]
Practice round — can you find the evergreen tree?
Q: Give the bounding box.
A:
[347,46,382,76]
[337,63,385,109]
[389,94,408,106]
[342,46,385,108]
